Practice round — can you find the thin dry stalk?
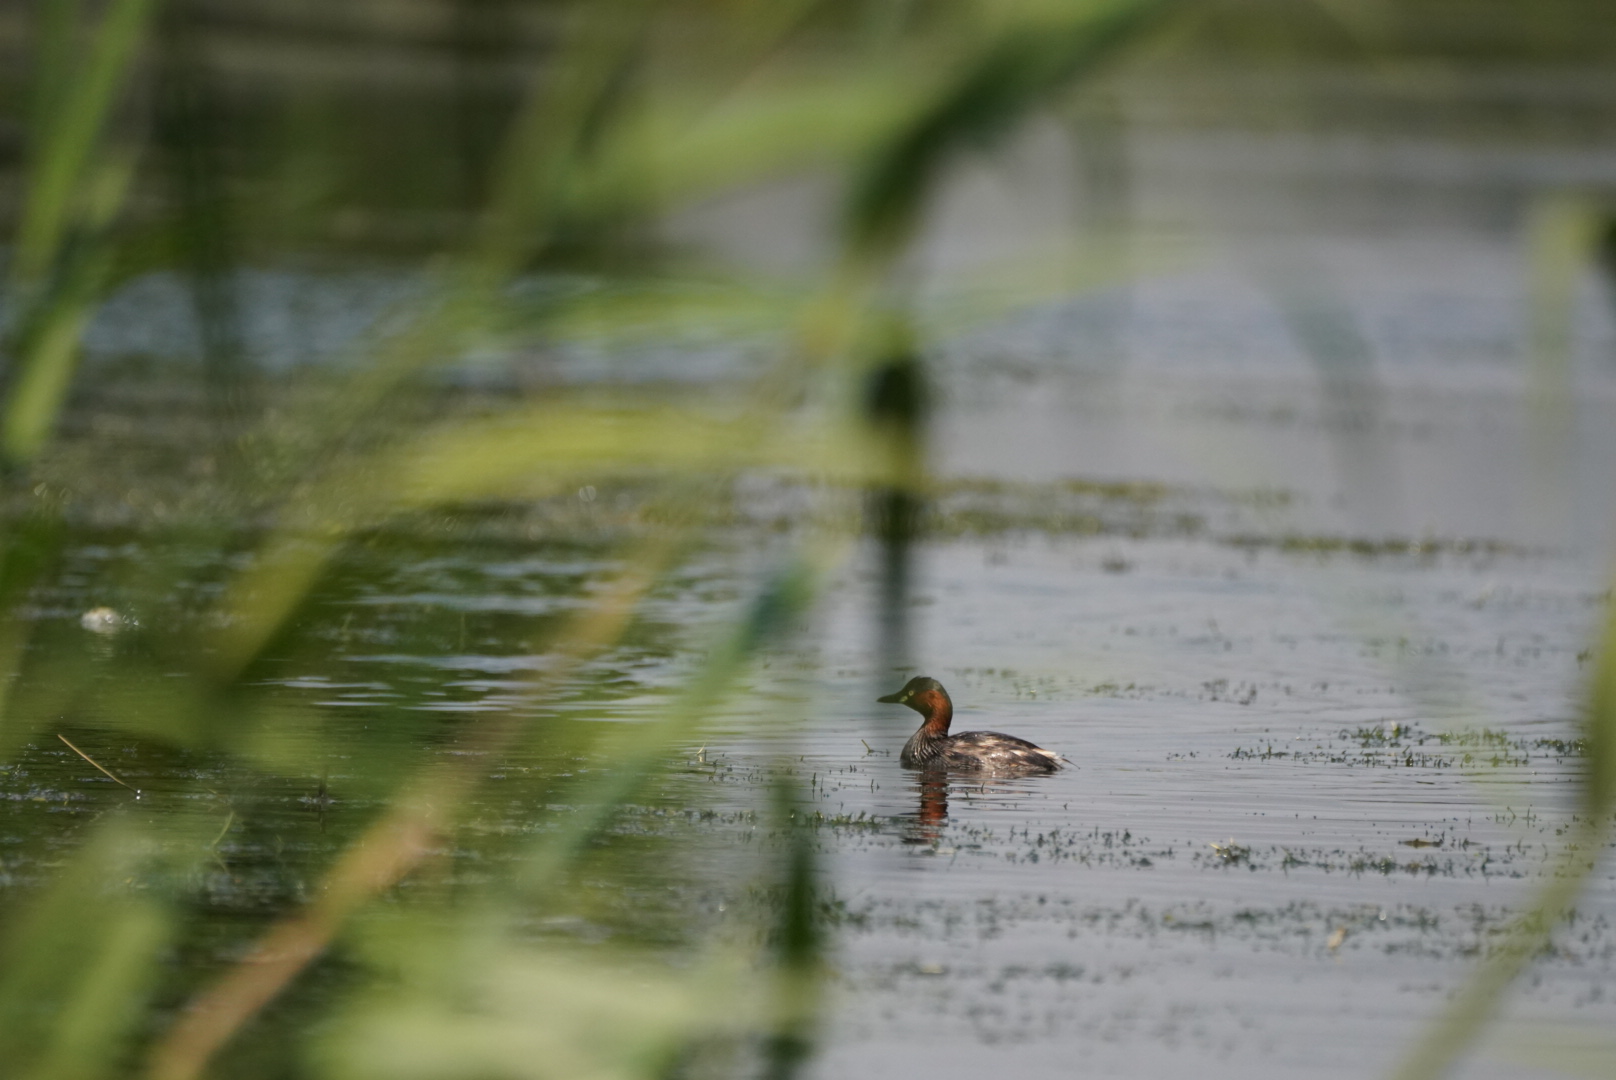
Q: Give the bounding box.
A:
[57,733,140,796]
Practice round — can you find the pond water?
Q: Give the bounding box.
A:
[7,120,1616,1079]
[795,203,1616,1074]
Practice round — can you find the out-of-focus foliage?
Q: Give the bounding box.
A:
[0,2,1178,1079]
[3,0,153,463]
[2,1,1615,1078]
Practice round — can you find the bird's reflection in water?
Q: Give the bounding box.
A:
[901,770,951,845]
[900,770,1049,846]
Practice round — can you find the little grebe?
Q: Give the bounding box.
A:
[878,676,1061,773]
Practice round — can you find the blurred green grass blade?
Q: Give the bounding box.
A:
[474,0,659,265]
[1524,195,1602,542]
[31,0,85,138]
[5,141,138,459]
[90,1,658,471]
[0,821,169,1079]
[316,933,759,1080]
[510,555,823,897]
[232,9,902,474]
[565,66,917,222]
[844,0,1178,255]
[4,643,344,763]
[1388,833,1598,1080]
[206,403,886,681]
[533,277,801,343]
[6,0,154,463]
[485,1,869,251]
[1393,197,1616,1079]
[13,0,155,282]
[389,406,897,500]
[147,546,818,1080]
[27,900,167,1080]
[1391,596,1616,1080]
[3,241,119,462]
[518,235,1164,369]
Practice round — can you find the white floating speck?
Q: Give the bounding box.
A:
[80,607,127,634]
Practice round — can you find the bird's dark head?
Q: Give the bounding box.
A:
[877,676,951,720]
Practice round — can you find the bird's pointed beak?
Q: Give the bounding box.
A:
[877,690,907,704]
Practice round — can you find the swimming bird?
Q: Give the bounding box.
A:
[878,676,1061,773]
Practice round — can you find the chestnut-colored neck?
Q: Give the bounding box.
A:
[913,688,952,735]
